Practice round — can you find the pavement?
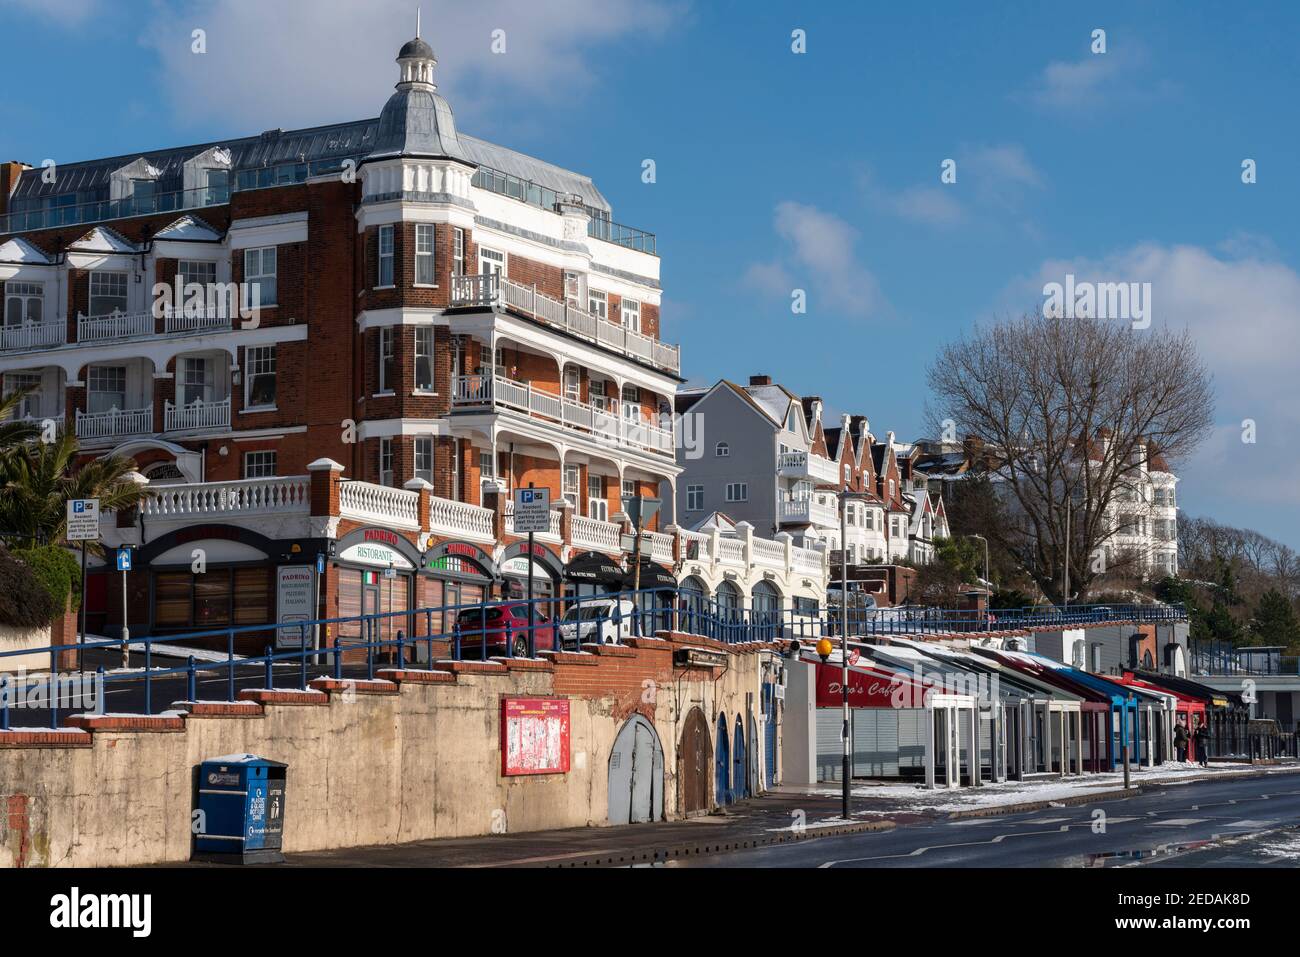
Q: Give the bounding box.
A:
[180,762,1300,869]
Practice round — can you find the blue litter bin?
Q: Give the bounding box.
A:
[194,754,288,864]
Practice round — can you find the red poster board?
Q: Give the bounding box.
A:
[501,697,571,775]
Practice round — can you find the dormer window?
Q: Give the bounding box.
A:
[89,272,128,316]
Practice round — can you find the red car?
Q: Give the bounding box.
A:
[454,603,558,658]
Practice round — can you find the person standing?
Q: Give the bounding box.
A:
[1174,720,1189,763]
[1194,719,1210,767]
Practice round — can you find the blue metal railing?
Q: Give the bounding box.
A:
[0,591,1186,728]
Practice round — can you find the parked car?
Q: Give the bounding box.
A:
[454,603,557,658]
[558,598,637,650]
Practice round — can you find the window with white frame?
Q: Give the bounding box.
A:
[414,327,434,392]
[715,441,729,457]
[563,366,580,402]
[4,281,44,326]
[587,474,607,520]
[452,228,465,276]
[87,365,126,413]
[564,271,584,309]
[377,327,395,392]
[379,438,394,486]
[180,356,214,406]
[725,482,748,503]
[589,378,608,411]
[243,247,277,308]
[563,464,580,508]
[478,247,504,276]
[686,484,704,511]
[620,297,640,332]
[377,225,395,287]
[414,438,433,484]
[4,372,42,419]
[415,224,435,285]
[243,450,277,479]
[621,384,640,421]
[89,272,128,316]
[245,345,276,408]
[479,450,494,481]
[587,289,607,320]
[621,478,636,502]
[177,260,216,294]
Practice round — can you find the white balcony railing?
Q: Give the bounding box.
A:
[75,405,152,440]
[77,311,154,343]
[429,496,495,542]
[643,530,674,564]
[450,273,681,375]
[338,480,421,529]
[0,319,65,352]
[163,308,234,335]
[571,514,622,553]
[778,496,839,528]
[452,374,674,458]
[141,476,310,519]
[164,397,230,432]
[751,536,786,569]
[777,450,840,484]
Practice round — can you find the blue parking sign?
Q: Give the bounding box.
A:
[116,547,132,572]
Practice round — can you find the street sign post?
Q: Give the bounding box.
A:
[514,486,551,655]
[512,487,551,534]
[116,545,134,668]
[66,499,100,676]
[621,496,661,637]
[66,499,100,541]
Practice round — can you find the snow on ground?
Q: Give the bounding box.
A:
[1256,830,1300,861]
[776,762,1300,816]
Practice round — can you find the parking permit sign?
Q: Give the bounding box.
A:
[66,499,100,541]
[513,487,551,534]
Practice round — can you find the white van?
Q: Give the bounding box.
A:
[559,598,637,650]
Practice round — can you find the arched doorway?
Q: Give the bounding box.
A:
[751,580,781,641]
[678,707,711,816]
[715,712,731,805]
[608,714,664,825]
[732,715,748,800]
[748,711,761,795]
[715,580,742,642]
[678,575,709,634]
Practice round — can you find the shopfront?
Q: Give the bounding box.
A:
[564,550,627,601]
[499,540,563,616]
[419,540,497,635]
[333,527,419,649]
[136,524,309,654]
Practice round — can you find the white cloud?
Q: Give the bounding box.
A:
[859,143,1044,230]
[1003,242,1300,524]
[742,201,887,319]
[140,0,680,132]
[1027,53,1125,109]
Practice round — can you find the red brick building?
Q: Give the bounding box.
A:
[0,34,684,651]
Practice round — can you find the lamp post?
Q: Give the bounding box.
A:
[834,487,873,822]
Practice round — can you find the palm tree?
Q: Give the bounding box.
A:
[0,425,152,549]
[0,387,41,465]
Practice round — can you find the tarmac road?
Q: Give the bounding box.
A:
[666,772,1300,868]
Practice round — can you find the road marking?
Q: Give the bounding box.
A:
[1148,818,1208,827]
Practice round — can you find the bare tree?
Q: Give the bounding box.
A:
[927,310,1214,604]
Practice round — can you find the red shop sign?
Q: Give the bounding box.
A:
[502,697,571,776]
[814,662,930,709]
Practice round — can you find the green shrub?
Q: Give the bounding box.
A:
[0,547,58,628]
[13,544,82,614]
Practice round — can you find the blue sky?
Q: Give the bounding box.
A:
[2,0,1297,548]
